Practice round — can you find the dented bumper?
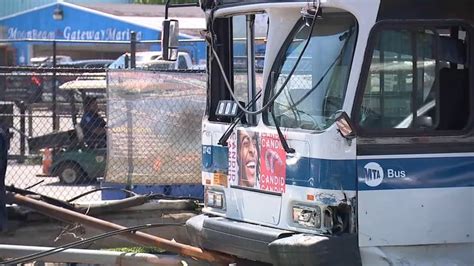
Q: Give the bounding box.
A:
[186,214,361,265]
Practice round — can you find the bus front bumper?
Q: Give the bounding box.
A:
[186,214,361,265]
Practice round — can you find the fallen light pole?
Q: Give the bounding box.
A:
[11,193,235,265]
[0,244,183,266]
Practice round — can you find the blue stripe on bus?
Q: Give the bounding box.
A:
[286,157,356,190]
[202,145,356,190]
[202,145,474,190]
[357,157,474,191]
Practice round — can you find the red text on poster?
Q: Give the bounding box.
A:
[259,133,286,193]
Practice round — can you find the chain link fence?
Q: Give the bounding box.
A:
[0,39,207,201]
[107,70,206,185]
[0,67,107,201]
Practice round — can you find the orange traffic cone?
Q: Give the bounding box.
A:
[42,148,52,175]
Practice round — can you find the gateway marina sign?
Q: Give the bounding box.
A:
[7,26,143,41]
[63,27,143,41]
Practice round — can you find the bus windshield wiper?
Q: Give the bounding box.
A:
[217,91,295,154]
[214,5,320,152]
[270,103,295,153]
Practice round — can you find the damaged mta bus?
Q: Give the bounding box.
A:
[162,0,473,264]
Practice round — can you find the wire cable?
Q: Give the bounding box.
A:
[2,222,184,265]
[218,91,263,146]
[286,27,354,110]
[66,187,138,202]
[24,180,45,190]
[67,187,203,203]
[208,1,319,116]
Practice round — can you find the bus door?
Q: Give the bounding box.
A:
[353,21,474,263]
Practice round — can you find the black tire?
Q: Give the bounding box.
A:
[56,162,86,185]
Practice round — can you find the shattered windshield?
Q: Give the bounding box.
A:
[268,12,357,130]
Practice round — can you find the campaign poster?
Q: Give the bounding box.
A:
[227,132,239,187]
[228,129,286,193]
[259,132,286,193]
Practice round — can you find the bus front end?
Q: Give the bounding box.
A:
[187,0,474,265]
[187,0,368,264]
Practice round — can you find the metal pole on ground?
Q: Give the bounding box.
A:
[0,244,183,266]
[10,193,234,265]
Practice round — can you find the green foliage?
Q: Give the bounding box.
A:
[108,246,166,254]
[134,0,197,4]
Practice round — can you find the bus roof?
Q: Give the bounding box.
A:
[204,0,473,23]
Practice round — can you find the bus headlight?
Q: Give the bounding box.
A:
[292,205,321,228]
[205,190,225,209]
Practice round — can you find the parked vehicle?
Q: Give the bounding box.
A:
[108,51,193,70]
[29,89,106,184]
[0,71,43,103]
[58,59,114,69]
[30,55,73,67]
[165,0,474,265]
[58,51,195,93]
[59,76,106,94]
[2,58,107,104]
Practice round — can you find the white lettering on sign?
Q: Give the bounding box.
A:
[7,28,55,39]
[364,162,407,187]
[387,169,406,178]
[63,27,143,41]
[6,27,143,41]
[364,162,384,187]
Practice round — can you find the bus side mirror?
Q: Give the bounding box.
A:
[161,19,179,61]
[335,112,356,139]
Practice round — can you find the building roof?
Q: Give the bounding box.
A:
[74,3,206,35]
[75,3,206,33]
[120,16,205,31]
[0,2,205,34]
[77,3,204,18]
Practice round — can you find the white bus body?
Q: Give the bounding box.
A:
[184,0,474,264]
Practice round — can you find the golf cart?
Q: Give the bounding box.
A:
[28,88,106,185]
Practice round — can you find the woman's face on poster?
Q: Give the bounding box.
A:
[239,131,258,187]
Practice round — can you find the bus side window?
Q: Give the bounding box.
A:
[207,13,268,123]
[437,67,469,130]
[356,23,471,133]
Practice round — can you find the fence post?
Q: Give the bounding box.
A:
[27,105,33,137]
[52,40,58,131]
[125,100,134,195]
[130,31,136,69]
[19,102,26,164]
[126,31,137,194]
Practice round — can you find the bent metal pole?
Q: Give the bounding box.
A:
[11,193,234,265]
